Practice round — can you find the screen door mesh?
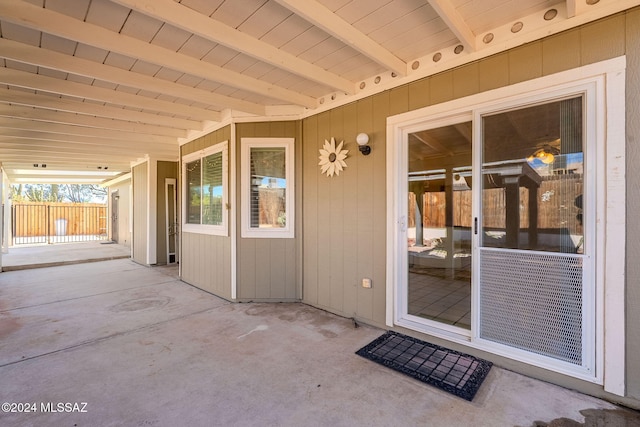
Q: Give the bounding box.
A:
[479,249,583,365]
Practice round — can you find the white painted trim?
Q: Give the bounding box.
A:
[130,156,150,168]
[181,141,229,236]
[386,56,626,387]
[165,178,177,265]
[128,183,133,235]
[0,167,4,265]
[0,167,13,256]
[162,0,635,128]
[101,172,131,188]
[179,118,232,146]
[388,57,626,127]
[147,159,157,265]
[298,1,635,120]
[603,67,626,396]
[240,137,295,239]
[385,124,396,327]
[177,161,182,279]
[230,124,237,300]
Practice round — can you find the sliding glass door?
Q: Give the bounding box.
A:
[477,96,588,366]
[390,62,627,383]
[406,121,473,332]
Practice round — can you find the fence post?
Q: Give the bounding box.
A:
[47,204,51,244]
[11,204,15,246]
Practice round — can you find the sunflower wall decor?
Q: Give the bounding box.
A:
[318,137,348,177]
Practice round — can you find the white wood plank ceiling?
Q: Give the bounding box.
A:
[0,0,635,183]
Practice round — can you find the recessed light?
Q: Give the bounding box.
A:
[454,44,464,54]
[511,22,524,33]
[432,52,442,62]
[483,33,494,44]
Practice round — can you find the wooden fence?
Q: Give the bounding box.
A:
[410,176,583,234]
[12,202,108,244]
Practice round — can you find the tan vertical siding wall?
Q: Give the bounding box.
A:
[156,161,177,265]
[302,95,388,324]
[235,121,302,301]
[110,180,131,248]
[173,9,638,402]
[624,8,640,401]
[301,9,640,401]
[180,126,233,299]
[132,162,148,264]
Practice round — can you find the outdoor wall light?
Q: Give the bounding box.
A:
[357,133,371,155]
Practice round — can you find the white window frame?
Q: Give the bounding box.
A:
[182,141,229,236]
[241,137,295,239]
[386,57,625,391]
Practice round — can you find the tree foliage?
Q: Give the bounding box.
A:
[11,184,107,203]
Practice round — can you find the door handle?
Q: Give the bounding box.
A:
[399,215,407,232]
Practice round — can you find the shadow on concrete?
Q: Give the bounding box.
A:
[530,407,640,426]
[1,241,130,272]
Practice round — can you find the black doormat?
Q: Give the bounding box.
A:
[356,331,492,401]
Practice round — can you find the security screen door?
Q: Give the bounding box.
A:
[477,96,588,367]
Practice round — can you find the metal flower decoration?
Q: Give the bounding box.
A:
[318,137,348,177]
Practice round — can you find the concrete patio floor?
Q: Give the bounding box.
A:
[1,259,639,426]
[1,240,131,271]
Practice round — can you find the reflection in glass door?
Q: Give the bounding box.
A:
[407,122,472,330]
[478,96,588,366]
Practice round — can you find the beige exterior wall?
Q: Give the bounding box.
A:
[132,161,148,265]
[174,9,640,405]
[235,121,302,301]
[180,126,233,299]
[156,161,177,265]
[624,7,640,402]
[300,9,640,404]
[302,99,388,324]
[109,179,131,248]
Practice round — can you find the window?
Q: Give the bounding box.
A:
[182,141,228,235]
[241,138,294,238]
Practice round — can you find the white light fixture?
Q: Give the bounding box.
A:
[356,133,371,155]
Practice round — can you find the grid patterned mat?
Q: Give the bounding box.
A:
[356,331,492,401]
